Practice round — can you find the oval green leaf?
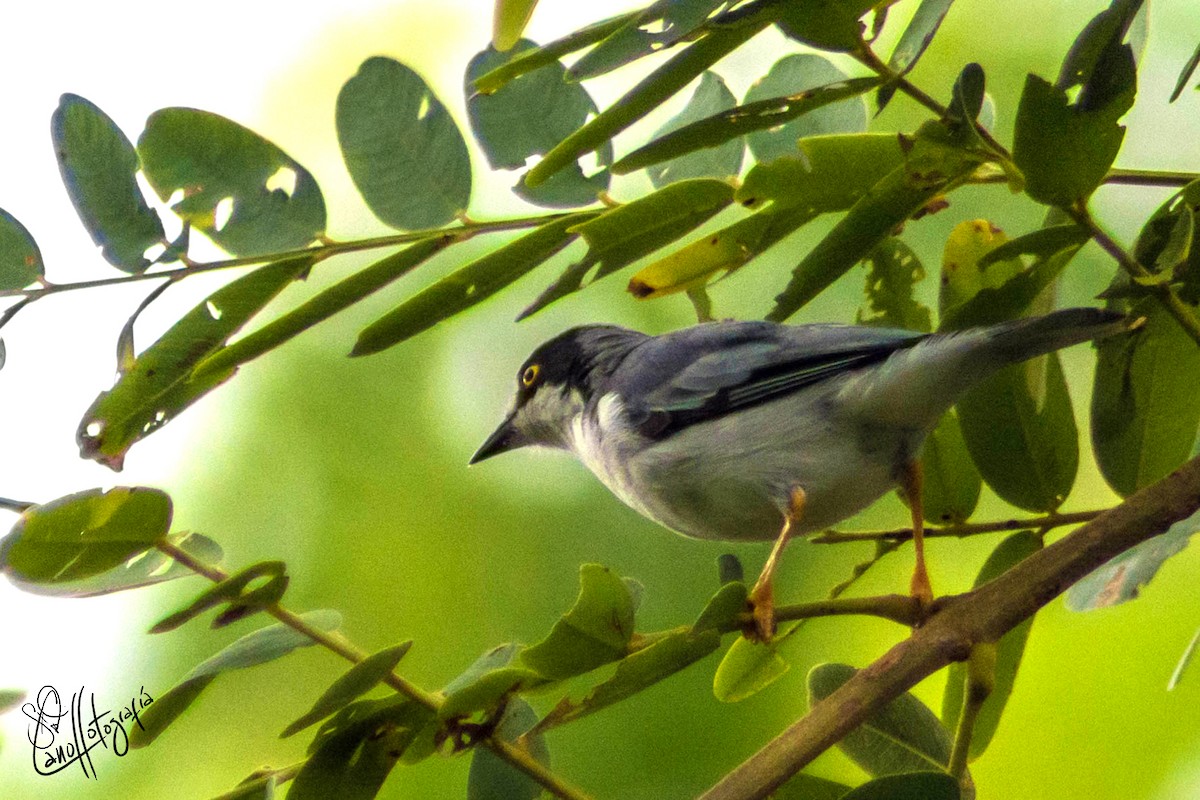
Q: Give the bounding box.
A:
[0,207,44,290]
[53,94,165,272]
[282,642,413,738]
[139,108,325,256]
[840,772,961,800]
[338,57,471,230]
[646,71,743,188]
[2,487,171,583]
[712,634,790,703]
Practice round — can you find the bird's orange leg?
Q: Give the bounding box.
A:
[748,487,807,641]
[900,460,934,607]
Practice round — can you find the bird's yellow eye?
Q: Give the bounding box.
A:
[522,364,540,387]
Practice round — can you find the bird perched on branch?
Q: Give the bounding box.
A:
[471,308,1132,639]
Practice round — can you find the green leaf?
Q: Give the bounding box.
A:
[614,74,879,175]
[1067,508,1199,611]
[520,179,733,317]
[1132,180,1200,304]
[537,629,720,732]
[713,635,789,703]
[1056,0,1143,97]
[1092,300,1200,496]
[976,224,1090,270]
[149,561,288,634]
[493,0,538,51]
[943,532,1042,758]
[3,531,220,598]
[1170,41,1200,103]
[76,256,313,470]
[768,125,981,322]
[139,108,325,256]
[131,610,342,748]
[467,42,611,208]
[194,239,446,379]
[440,643,545,719]
[1,487,171,583]
[743,55,871,163]
[1012,73,1133,206]
[919,411,981,525]
[646,72,743,188]
[1170,626,1200,690]
[567,0,726,82]
[771,773,853,800]
[856,237,933,333]
[736,134,906,212]
[0,207,44,290]
[351,214,594,357]
[467,698,549,800]
[282,643,413,738]
[808,663,952,776]
[693,581,749,633]
[290,696,433,800]
[53,94,165,272]
[840,772,961,800]
[472,12,640,94]
[775,0,877,52]
[519,564,636,679]
[877,0,956,111]
[524,8,772,187]
[337,57,471,229]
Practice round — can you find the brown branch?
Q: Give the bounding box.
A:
[700,453,1200,800]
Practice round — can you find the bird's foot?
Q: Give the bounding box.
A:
[910,567,934,617]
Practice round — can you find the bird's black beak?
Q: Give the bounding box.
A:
[469,413,526,464]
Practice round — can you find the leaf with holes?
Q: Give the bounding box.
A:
[809,663,952,776]
[566,0,727,82]
[520,179,732,317]
[524,8,772,187]
[0,208,43,291]
[943,531,1042,759]
[519,564,636,679]
[139,108,325,256]
[466,42,610,208]
[1092,300,1200,496]
[282,642,413,738]
[338,57,471,230]
[877,0,956,111]
[615,74,878,175]
[856,237,932,333]
[743,55,870,163]
[130,610,342,748]
[290,696,434,800]
[775,0,878,52]
[467,698,549,800]
[3,530,220,598]
[353,214,593,356]
[53,94,165,272]
[473,12,640,94]
[194,238,447,380]
[645,71,742,188]
[736,134,905,212]
[0,487,171,584]
[77,256,314,470]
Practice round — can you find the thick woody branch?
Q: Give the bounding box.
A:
[700,454,1200,800]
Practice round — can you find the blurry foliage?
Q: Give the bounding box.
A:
[2,0,1200,798]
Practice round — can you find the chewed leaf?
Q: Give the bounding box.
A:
[466,42,610,208]
[77,256,314,470]
[1,487,172,583]
[0,207,44,290]
[856,237,932,333]
[338,57,471,229]
[775,0,878,52]
[53,94,165,272]
[566,0,726,82]
[139,108,325,256]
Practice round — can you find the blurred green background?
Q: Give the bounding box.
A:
[3,1,1200,798]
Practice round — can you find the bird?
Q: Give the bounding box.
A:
[470,307,1132,639]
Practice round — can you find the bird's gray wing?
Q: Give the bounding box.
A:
[607,321,926,439]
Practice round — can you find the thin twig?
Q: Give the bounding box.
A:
[811,509,1105,544]
[736,594,923,628]
[153,539,592,800]
[0,496,35,512]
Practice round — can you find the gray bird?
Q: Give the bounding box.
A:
[471,307,1131,637]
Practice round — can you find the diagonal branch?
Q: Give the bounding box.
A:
[700,454,1200,800]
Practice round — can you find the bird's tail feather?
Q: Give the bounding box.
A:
[842,308,1135,428]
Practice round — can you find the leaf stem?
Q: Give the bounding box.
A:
[0,213,571,300]
[0,496,34,512]
[738,594,924,629]
[810,509,1105,544]
[948,644,994,784]
[153,538,593,800]
[1067,202,1200,347]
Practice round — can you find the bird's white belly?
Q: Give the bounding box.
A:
[570,391,914,542]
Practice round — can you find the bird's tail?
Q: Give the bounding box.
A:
[841,307,1136,428]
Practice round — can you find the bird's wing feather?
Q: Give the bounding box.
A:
[607,322,925,438]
